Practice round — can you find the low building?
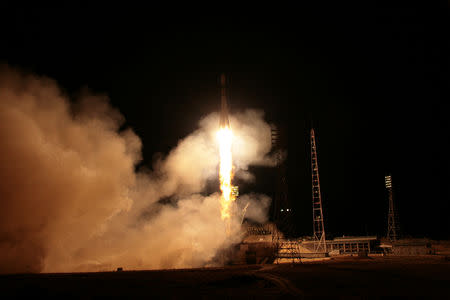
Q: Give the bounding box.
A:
[327,236,379,254]
[391,239,434,255]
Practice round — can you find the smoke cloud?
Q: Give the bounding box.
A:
[0,66,276,273]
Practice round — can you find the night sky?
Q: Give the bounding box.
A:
[1,4,448,239]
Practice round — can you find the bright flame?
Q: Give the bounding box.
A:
[217,126,235,222]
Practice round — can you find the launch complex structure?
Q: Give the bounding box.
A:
[216,74,432,264]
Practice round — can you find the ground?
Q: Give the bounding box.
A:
[1,256,449,299]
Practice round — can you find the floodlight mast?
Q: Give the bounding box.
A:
[385,174,399,241]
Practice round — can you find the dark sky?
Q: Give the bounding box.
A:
[1,3,448,239]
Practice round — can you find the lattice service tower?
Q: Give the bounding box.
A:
[311,128,326,252]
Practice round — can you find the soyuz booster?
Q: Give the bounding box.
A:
[219,73,230,128]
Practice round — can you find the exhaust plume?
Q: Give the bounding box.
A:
[0,66,277,273]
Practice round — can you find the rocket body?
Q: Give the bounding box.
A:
[219,73,230,128]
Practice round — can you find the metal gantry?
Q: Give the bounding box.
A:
[276,240,302,264]
[385,174,399,241]
[311,128,327,252]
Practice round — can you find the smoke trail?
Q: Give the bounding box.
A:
[0,66,276,273]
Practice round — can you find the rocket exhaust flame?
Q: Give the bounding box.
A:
[217,73,235,233]
[217,126,234,221]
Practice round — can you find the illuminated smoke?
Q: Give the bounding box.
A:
[0,65,277,273]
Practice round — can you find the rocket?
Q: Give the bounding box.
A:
[219,73,230,128]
